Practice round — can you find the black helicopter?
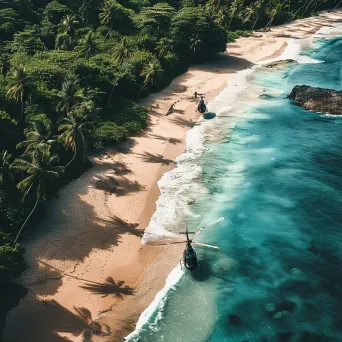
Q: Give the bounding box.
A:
[197,95,207,114]
[170,227,220,271]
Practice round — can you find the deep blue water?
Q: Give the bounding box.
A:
[127,35,342,342]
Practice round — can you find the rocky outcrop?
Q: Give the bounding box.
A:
[289,85,342,115]
[265,59,296,68]
[228,314,241,325]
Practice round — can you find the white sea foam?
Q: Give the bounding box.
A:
[324,113,342,117]
[259,38,322,65]
[314,23,342,39]
[142,67,255,243]
[125,265,183,341]
[125,24,342,340]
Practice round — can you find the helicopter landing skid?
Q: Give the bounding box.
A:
[180,259,184,269]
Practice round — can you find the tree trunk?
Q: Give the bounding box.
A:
[136,84,146,99]
[105,23,113,39]
[252,16,259,30]
[107,82,116,109]
[81,144,87,167]
[20,101,25,122]
[66,147,78,168]
[13,197,39,245]
[266,15,275,30]
[334,0,342,9]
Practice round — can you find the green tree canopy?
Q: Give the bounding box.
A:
[10,28,46,55]
[171,7,226,61]
[44,0,70,25]
[134,3,176,34]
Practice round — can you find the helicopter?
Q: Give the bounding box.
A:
[197,95,207,114]
[170,227,220,271]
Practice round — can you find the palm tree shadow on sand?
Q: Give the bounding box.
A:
[136,151,173,165]
[80,277,135,300]
[170,117,196,128]
[147,133,182,145]
[108,215,143,238]
[73,306,112,340]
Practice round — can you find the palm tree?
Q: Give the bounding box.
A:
[56,78,83,115]
[6,64,31,122]
[155,38,173,59]
[56,14,79,49]
[230,0,243,19]
[100,0,117,39]
[137,60,162,97]
[58,14,78,35]
[113,37,132,64]
[58,109,97,167]
[206,0,229,13]
[0,150,13,185]
[16,117,56,153]
[244,0,263,29]
[73,99,100,124]
[213,9,229,28]
[190,35,202,55]
[265,2,283,29]
[141,61,162,87]
[244,4,255,24]
[10,145,64,244]
[77,31,97,65]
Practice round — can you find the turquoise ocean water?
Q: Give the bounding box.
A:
[126,28,342,342]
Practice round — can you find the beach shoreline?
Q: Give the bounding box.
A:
[4,10,342,342]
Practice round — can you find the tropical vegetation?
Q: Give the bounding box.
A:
[0,0,341,333]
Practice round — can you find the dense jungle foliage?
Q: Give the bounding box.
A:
[0,0,341,310]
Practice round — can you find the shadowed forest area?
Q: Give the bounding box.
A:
[1,0,342,339]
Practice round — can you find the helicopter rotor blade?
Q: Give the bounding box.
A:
[170,241,188,245]
[145,239,181,246]
[146,242,169,246]
[193,242,220,250]
[192,227,205,241]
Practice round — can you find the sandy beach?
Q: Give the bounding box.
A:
[4,10,342,342]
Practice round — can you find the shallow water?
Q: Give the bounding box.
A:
[127,30,342,342]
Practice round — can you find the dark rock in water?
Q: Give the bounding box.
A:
[276,300,297,313]
[228,314,242,325]
[277,332,293,341]
[300,331,335,342]
[288,85,342,115]
[308,243,320,255]
[275,331,336,342]
[265,59,296,68]
[259,93,275,99]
